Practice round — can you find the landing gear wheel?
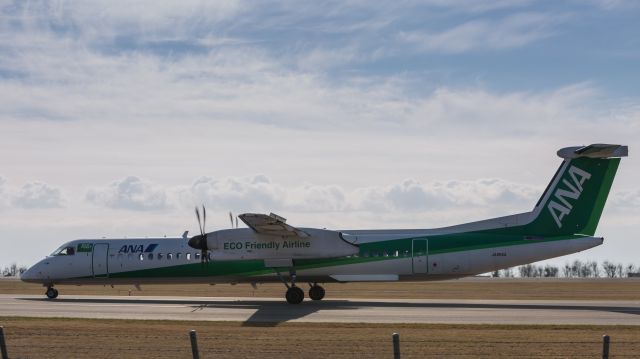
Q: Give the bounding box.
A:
[309,285,325,301]
[285,286,304,304]
[45,287,58,299]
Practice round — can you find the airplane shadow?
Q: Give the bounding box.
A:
[18,297,640,327]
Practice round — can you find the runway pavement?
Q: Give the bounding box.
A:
[1,294,639,325]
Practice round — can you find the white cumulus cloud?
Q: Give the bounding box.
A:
[86,176,168,211]
[11,181,64,208]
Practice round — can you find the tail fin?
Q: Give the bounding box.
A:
[525,144,627,236]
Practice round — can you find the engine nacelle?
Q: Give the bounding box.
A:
[205,228,358,261]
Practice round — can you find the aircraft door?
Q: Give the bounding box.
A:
[92,243,109,278]
[412,239,428,274]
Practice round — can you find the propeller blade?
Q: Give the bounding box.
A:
[195,207,202,236]
[235,216,238,229]
[229,212,234,228]
[202,205,206,233]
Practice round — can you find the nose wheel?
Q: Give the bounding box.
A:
[45,286,59,299]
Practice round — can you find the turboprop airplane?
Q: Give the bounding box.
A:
[21,144,628,304]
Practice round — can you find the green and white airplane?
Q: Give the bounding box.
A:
[21,144,628,304]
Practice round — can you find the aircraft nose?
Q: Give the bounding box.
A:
[20,263,44,283]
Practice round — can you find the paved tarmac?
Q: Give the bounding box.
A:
[1,294,639,325]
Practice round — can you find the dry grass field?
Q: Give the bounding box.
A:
[1,317,639,358]
[2,277,640,300]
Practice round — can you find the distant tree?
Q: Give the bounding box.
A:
[602,261,617,278]
[579,262,592,278]
[625,264,637,277]
[501,268,514,278]
[519,264,535,278]
[571,260,582,278]
[492,270,500,278]
[589,261,600,278]
[2,263,18,277]
[616,264,624,278]
[544,265,559,278]
[562,263,572,278]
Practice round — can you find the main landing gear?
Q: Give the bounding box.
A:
[276,267,325,304]
[308,283,325,301]
[45,286,59,299]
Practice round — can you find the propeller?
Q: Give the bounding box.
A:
[188,205,209,263]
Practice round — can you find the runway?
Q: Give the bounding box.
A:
[2,294,640,325]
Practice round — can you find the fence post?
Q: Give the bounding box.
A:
[189,330,200,359]
[602,335,610,359]
[0,326,8,359]
[392,332,400,359]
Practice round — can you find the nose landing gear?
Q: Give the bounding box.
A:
[45,286,59,299]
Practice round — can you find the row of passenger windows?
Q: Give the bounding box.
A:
[112,249,416,262]
[358,249,409,258]
[113,252,212,261]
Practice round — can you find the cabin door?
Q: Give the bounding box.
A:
[412,239,428,274]
[92,243,109,278]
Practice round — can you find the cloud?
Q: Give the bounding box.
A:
[186,175,284,211]
[11,181,64,208]
[352,178,539,212]
[86,176,168,211]
[0,177,8,209]
[90,174,541,218]
[399,12,561,53]
[612,190,640,208]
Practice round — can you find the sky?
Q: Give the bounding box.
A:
[0,0,639,268]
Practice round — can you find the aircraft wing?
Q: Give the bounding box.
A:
[238,213,310,238]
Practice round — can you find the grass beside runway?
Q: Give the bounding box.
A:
[3,277,640,300]
[1,316,639,358]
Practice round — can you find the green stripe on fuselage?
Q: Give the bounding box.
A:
[104,233,582,279]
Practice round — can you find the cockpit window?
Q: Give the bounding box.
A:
[51,246,75,256]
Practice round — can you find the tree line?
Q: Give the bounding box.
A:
[3,260,639,278]
[493,260,640,278]
[1,263,28,277]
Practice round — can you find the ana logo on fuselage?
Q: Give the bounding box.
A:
[547,165,592,228]
[118,244,158,254]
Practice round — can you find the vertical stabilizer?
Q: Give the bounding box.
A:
[524,144,627,236]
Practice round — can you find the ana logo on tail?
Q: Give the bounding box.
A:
[547,165,592,228]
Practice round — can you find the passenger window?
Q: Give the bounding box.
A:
[195,252,201,260]
[167,253,173,260]
[186,253,191,260]
[403,250,410,257]
[208,252,213,260]
[148,253,154,260]
[139,254,144,261]
[394,250,399,257]
[176,253,181,260]
[157,253,163,260]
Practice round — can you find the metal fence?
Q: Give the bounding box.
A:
[1,325,637,358]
